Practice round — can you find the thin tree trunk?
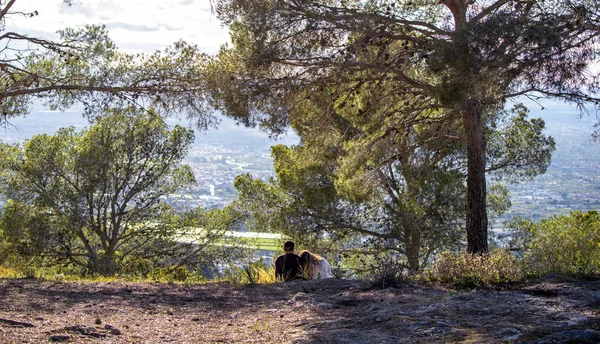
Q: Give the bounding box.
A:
[463,99,488,253]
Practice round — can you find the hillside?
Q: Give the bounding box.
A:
[502,108,600,221]
[3,106,599,215]
[0,276,598,343]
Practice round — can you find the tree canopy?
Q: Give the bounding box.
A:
[232,88,554,272]
[0,108,197,275]
[0,0,213,128]
[208,0,598,253]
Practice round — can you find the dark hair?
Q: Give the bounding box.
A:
[283,240,295,252]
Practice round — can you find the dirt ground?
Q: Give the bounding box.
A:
[0,275,599,343]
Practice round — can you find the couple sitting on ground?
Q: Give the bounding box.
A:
[274,240,334,281]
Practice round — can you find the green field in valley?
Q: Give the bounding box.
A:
[177,229,283,252]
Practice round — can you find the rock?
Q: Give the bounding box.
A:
[500,327,521,340]
[191,317,201,322]
[65,325,105,338]
[566,315,589,326]
[538,329,600,343]
[167,309,174,316]
[103,324,122,335]
[415,303,450,315]
[435,320,450,327]
[434,327,452,334]
[500,327,521,336]
[301,286,315,293]
[372,315,391,323]
[362,304,381,312]
[94,318,102,325]
[49,334,71,342]
[0,318,35,328]
[316,302,334,309]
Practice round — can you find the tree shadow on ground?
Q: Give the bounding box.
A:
[289,276,600,343]
[0,276,599,343]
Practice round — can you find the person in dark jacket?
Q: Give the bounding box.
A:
[274,240,303,281]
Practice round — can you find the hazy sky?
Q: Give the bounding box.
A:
[4,0,592,121]
[7,0,230,54]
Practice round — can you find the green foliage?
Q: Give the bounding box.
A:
[0,2,212,128]
[508,210,600,277]
[232,110,469,272]
[487,184,512,221]
[120,258,154,277]
[148,266,205,283]
[428,250,523,288]
[209,0,598,254]
[0,108,198,275]
[0,200,53,263]
[221,261,276,285]
[487,104,556,183]
[242,260,277,285]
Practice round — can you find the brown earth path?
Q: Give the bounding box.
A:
[0,276,599,343]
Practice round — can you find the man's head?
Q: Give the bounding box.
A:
[283,240,295,253]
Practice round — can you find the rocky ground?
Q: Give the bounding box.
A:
[0,275,599,343]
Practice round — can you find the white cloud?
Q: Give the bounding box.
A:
[6,0,229,54]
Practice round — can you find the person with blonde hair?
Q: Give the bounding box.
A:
[299,250,334,280]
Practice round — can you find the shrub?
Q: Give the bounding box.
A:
[428,250,523,288]
[121,258,154,277]
[330,266,348,279]
[365,251,408,289]
[171,266,191,281]
[339,249,407,288]
[0,265,22,278]
[513,210,600,277]
[222,261,276,285]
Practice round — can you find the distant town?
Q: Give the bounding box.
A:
[501,110,600,221]
[167,142,278,209]
[2,107,599,223]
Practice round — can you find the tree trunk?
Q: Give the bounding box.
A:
[463,99,488,254]
[87,251,118,276]
[405,228,421,273]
